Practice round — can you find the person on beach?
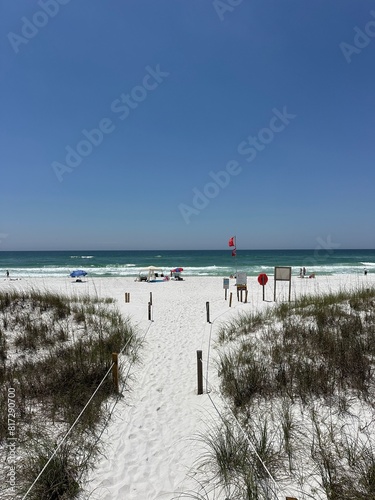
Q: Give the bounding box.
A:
[6,270,9,278]
[364,268,368,276]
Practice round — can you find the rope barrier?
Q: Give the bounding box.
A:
[22,314,154,499]
[203,371,282,500]
[21,361,115,500]
[197,298,313,500]
[203,296,251,393]
[22,284,299,499]
[195,296,286,499]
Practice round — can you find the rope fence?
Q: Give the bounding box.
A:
[198,297,308,500]
[22,283,303,499]
[22,310,154,499]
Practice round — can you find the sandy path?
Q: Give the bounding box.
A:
[83,277,237,500]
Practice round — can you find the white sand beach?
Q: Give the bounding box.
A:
[4,272,375,499]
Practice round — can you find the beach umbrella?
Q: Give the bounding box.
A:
[70,270,87,278]
[171,267,183,273]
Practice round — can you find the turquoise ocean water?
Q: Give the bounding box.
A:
[0,249,374,279]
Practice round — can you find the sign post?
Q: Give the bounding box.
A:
[223,278,229,300]
[236,272,247,302]
[257,273,268,301]
[197,350,203,395]
[274,266,292,302]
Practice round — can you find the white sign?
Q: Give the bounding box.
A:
[236,272,247,286]
[274,266,292,301]
[274,266,292,281]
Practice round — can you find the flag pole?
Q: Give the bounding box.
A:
[228,235,237,277]
[235,235,237,277]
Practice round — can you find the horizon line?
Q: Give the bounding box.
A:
[1,248,374,253]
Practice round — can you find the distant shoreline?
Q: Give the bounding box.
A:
[1,249,374,279]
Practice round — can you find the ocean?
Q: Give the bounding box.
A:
[0,249,374,279]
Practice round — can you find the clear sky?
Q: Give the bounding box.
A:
[1,0,374,251]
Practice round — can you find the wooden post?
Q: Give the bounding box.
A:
[197,350,203,395]
[112,353,119,393]
[149,291,152,306]
[262,284,265,301]
[229,292,233,307]
[148,302,152,321]
[225,288,227,300]
[236,285,247,302]
[124,292,130,303]
[286,497,298,500]
[206,301,210,323]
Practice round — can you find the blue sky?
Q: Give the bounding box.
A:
[1,0,374,251]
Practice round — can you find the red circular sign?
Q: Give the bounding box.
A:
[258,273,268,286]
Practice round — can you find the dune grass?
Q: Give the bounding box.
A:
[0,288,139,499]
[203,286,375,499]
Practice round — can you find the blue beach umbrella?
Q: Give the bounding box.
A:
[70,269,87,278]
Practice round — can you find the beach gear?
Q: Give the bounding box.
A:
[142,266,163,282]
[70,270,87,278]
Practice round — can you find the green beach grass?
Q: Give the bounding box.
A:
[0,288,139,499]
[196,286,375,499]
